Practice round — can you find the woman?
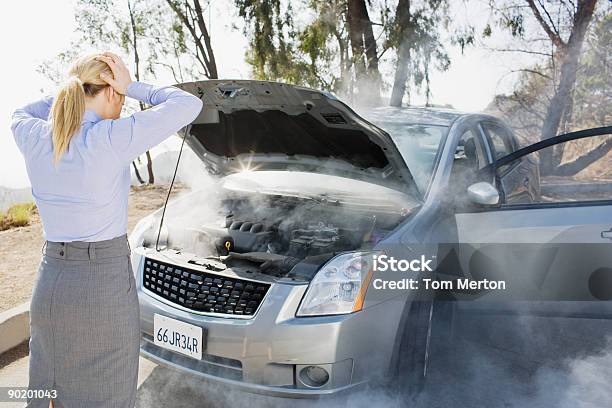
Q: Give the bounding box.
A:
[11,52,203,407]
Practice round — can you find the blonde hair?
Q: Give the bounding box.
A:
[50,54,112,162]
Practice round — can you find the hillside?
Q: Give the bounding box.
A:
[0,184,184,313]
[0,186,32,212]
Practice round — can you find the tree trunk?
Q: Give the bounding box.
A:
[132,161,145,184]
[331,28,349,95]
[554,138,612,177]
[347,0,367,79]
[145,151,154,184]
[347,0,381,103]
[390,41,411,107]
[361,4,379,76]
[389,0,411,107]
[538,0,597,175]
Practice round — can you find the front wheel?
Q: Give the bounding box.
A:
[395,299,434,401]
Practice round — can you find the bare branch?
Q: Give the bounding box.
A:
[377,45,391,60]
[536,0,561,39]
[154,61,182,83]
[525,0,565,48]
[192,0,217,77]
[165,0,212,78]
[191,46,210,77]
[554,138,612,176]
[511,68,553,80]
[486,47,553,57]
[514,94,546,121]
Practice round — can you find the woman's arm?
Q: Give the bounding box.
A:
[94,52,203,164]
[105,82,203,163]
[10,96,54,153]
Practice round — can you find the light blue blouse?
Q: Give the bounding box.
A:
[11,81,203,242]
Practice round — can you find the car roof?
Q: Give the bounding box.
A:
[358,106,465,127]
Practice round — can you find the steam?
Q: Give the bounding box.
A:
[135,363,404,408]
[147,146,411,259]
[135,325,612,407]
[142,147,224,253]
[412,312,612,408]
[517,345,612,407]
[134,133,612,407]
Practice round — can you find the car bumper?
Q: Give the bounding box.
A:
[133,252,404,398]
[139,342,364,398]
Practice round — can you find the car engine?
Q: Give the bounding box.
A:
[142,193,407,280]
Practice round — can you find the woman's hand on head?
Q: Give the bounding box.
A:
[96,52,132,95]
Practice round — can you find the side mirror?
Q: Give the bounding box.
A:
[467,182,499,206]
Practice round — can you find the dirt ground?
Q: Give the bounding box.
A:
[0,184,184,313]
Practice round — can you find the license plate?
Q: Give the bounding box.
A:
[154,314,203,360]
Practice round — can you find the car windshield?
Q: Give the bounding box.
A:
[373,122,448,194]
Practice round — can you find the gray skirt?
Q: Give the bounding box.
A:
[27,235,140,408]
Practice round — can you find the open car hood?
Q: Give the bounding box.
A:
[174,80,414,193]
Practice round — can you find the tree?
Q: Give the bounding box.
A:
[232,0,452,106]
[293,0,358,96]
[296,1,350,92]
[347,0,382,102]
[165,0,219,79]
[527,0,598,174]
[486,0,602,175]
[389,0,412,107]
[571,12,611,130]
[487,0,612,175]
[295,0,365,96]
[234,0,385,104]
[234,0,304,83]
[387,0,450,107]
[489,8,611,178]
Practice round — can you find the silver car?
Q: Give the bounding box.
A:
[129,80,612,398]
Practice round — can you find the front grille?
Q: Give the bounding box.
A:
[143,258,270,316]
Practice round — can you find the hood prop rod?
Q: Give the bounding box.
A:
[155,124,191,252]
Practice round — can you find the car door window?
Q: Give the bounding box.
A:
[498,131,612,205]
[482,123,514,160]
[449,128,489,204]
[455,129,487,170]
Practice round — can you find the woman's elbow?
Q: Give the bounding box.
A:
[187,96,203,121]
[10,112,25,134]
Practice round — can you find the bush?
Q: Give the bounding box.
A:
[0,202,37,231]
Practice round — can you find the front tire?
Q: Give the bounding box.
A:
[395,299,434,401]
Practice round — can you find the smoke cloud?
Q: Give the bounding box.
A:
[134,118,612,408]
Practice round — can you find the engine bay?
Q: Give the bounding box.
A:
[142,191,409,281]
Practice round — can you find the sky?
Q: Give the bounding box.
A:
[0,0,536,189]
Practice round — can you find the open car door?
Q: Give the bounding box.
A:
[437,125,612,363]
[441,126,612,341]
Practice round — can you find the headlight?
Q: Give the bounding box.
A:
[296,251,378,317]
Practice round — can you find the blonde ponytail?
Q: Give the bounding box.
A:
[51,77,86,163]
[49,54,113,163]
